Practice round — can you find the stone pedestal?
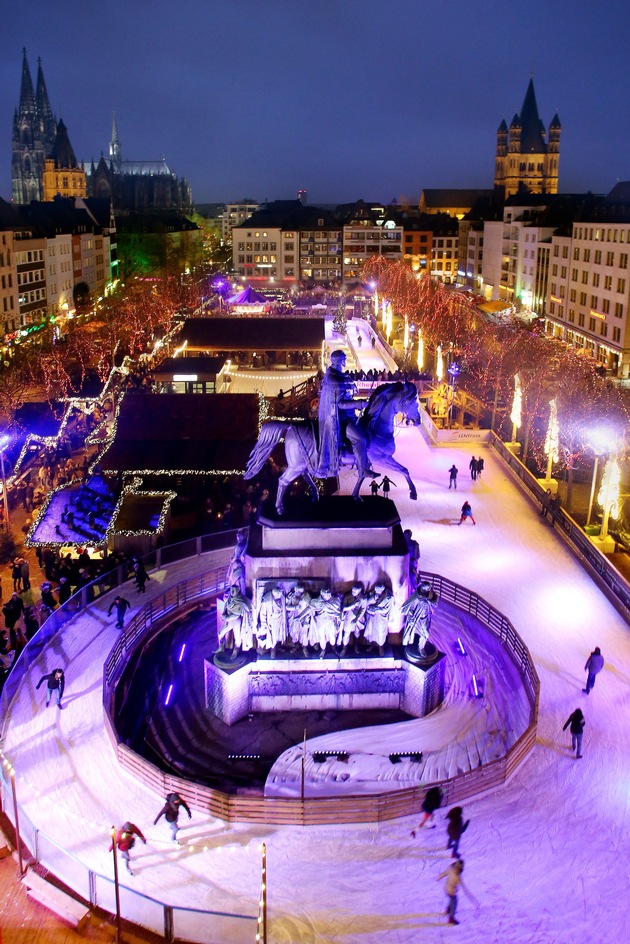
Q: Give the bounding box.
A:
[245,496,410,633]
[536,477,558,495]
[204,650,446,725]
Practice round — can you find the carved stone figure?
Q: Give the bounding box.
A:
[217,585,254,652]
[226,529,248,595]
[286,583,313,653]
[310,587,341,658]
[257,586,288,657]
[364,583,393,654]
[338,583,367,656]
[403,528,420,592]
[401,581,438,655]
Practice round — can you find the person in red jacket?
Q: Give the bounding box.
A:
[109,821,146,875]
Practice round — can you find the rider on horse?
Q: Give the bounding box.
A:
[315,350,377,479]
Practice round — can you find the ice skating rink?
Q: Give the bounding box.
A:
[3,421,630,944]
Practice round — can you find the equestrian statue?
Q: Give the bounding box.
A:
[244,349,422,514]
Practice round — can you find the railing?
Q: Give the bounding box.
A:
[491,434,630,623]
[103,567,538,827]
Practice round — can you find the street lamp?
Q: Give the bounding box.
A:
[598,455,621,541]
[447,362,460,429]
[0,435,10,533]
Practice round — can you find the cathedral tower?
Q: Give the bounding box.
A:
[11,50,57,203]
[494,80,560,198]
[42,119,87,200]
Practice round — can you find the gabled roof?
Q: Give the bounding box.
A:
[98,393,261,474]
[179,316,325,351]
[48,119,78,169]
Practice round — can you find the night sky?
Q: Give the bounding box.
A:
[2,1,630,206]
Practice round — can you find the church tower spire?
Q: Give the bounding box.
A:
[493,79,560,198]
[12,51,57,204]
[109,113,121,172]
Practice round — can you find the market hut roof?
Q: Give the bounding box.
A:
[98,392,261,474]
[178,317,325,352]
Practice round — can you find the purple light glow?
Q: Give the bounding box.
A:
[178,644,186,662]
[164,684,174,706]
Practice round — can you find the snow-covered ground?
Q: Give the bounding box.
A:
[3,327,630,943]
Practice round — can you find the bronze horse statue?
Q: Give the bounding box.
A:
[244,381,422,514]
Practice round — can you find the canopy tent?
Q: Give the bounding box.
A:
[226,285,271,306]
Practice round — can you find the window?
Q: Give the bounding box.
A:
[620,253,628,269]
[578,312,585,326]
[589,317,596,332]
[613,327,621,343]
[618,278,626,293]
[602,299,610,314]
[592,272,600,287]
[614,302,623,318]
[581,271,588,284]
[591,295,598,309]
[584,249,590,262]
[573,247,580,261]
[594,250,602,264]
[571,268,578,282]
[604,275,612,291]
[600,322,608,337]
[606,251,614,266]
[570,289,576,302]
[579,292,587,306]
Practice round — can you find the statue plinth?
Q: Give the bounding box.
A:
[245,496,410,634]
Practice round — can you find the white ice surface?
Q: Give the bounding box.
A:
[4,392,630,942]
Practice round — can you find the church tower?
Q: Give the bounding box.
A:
[494,80,560,198]
[42,119,87,200]
[109,114,122,173]
[11,50,57,203]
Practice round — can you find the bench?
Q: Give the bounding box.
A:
[21,869,90,932]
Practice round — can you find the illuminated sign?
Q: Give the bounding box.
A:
[589,309,606,321]
[173,374,198,382]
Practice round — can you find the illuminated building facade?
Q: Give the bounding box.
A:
[494,79,561,198]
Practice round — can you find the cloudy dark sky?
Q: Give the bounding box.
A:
[2,0,630,206]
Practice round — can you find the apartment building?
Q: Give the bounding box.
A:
[338,201,402,283]
[546,202,630,377]
[221,201,259,244]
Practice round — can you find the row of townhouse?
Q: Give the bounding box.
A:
[0,196,116,345]
[231,199,466,287]
[457,185,630,378]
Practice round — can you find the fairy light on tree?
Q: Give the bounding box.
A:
[544,398,559,482]
[597,455,621,540]
[436,344,444,381]
[511,373,522,442]
[417,329,424,371]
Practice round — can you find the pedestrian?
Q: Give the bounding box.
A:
[109,821,146,875]
[549,493,562,525]
[411,786,443,835]
[108,595,131,629]
[458,501,476,526]
[379,475,396,497]
[404,529,421,591]
[563,707,585,758]
[20,559,30,593]
[446,806,469,858]
[371,335,376,349]
[133,562,150,594]
[469,456,478,481]
[369,479,380,497]
[58,577,72,606]
[448,465,458,489]
[540,488,552,518]
[3,592,25,640]
[153,792,192,844]
[11,560,22,593]
[36,668,65,708]
[476,456,484,478]
[437,858,466,926]
[40,581,57,610]
[583,647,604,694]
[24,606,39,641]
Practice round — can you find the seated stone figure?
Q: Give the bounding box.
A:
[364,583,393,655]
[338,583,367,656]
[310,587,341,658]
[257,586,288,657]
[218,585,254,653]
[286,583,313,655]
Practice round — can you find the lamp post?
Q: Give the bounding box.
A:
[586,452,603,528]
[543,399,559,483]
[0,435,10,533]
[598,456,621,541]
[447,362,460,429]
[510,373,522,443]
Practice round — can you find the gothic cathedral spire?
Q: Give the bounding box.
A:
[12,51,57,203]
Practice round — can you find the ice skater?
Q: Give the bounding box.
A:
[411,786,443,834]
[379,475,396,497]
[563,708,585,758]
[448,465,458,489]
[446,806,469,858]
[469,456,478,481]
[110,821,146,875]
[36,668,65,708]
[458,501,476,525]
[583,647,604,694]
[133,562,150,594]
[437,858,466,926]
[476,456,484,478]
[153,792,192,844]
[108,595,131,629]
